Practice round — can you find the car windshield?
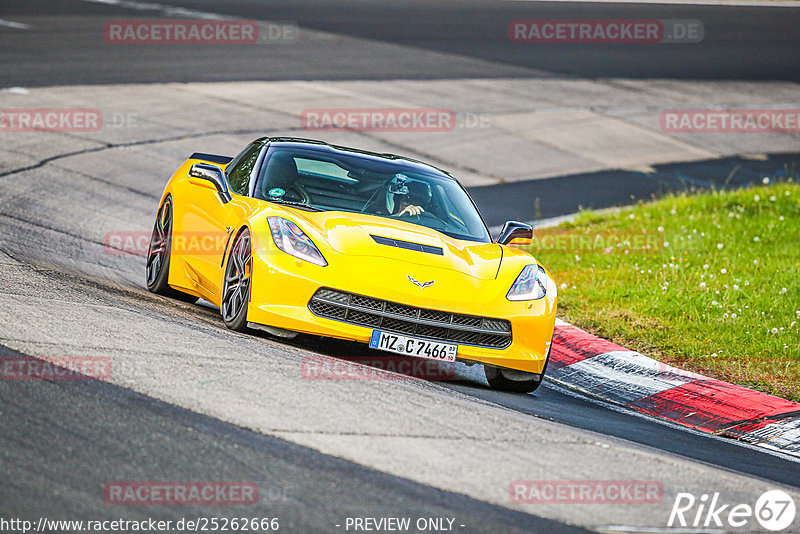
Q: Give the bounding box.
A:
[253,145,491,242]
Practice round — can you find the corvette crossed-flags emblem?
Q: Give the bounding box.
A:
[407,275,434,289]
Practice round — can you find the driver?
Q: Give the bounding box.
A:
[384,174,432,217]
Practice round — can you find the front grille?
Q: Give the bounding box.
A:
[308,288,512,349]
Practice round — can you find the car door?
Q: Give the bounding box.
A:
[178,142,263,303]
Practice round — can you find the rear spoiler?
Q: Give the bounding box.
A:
[189,152,233,165]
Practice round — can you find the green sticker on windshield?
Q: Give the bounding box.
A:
[269,187,285,198]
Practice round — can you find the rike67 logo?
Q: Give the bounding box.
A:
[669,490,796,531]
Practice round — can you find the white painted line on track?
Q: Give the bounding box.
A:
[78,0,231,20]
[0,19,30,30]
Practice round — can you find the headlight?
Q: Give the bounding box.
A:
[507,264,547,301]
[267,217,327,266]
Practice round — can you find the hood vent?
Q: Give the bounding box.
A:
[370,235,443,256]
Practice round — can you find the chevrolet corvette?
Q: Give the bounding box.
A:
[146,138,557,392]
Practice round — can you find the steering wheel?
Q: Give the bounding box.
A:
[278,182,311,204]
[292,182,312,204]
[403,210,445,227]
[407,210,472,235]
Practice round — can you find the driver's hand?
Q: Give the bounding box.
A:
[398,205,425,216]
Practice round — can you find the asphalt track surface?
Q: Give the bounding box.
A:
[0,343,588,534]
[1,0,799,85]
[2,1,800,532]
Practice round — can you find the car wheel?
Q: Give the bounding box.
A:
[145,195,199,303]
[221,227,252,332]
[484,341,552,393]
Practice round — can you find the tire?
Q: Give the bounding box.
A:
[145,195,199,303]
[484,341,552,393]
[221,227,252,332]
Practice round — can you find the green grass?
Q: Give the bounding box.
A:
[529,180,800,401]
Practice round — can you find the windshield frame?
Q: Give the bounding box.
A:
[251,141,493,243]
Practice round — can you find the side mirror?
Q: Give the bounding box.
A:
[496,221,533,245]
[189,163,232,203]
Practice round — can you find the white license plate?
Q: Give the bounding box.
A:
[369,330,457,362]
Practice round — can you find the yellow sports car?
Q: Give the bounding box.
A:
[146,138,557,392]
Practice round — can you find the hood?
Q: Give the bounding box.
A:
[290,211,519,281]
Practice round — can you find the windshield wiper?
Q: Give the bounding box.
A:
[267,199,323,212]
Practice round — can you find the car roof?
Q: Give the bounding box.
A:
[257,137,456,181]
